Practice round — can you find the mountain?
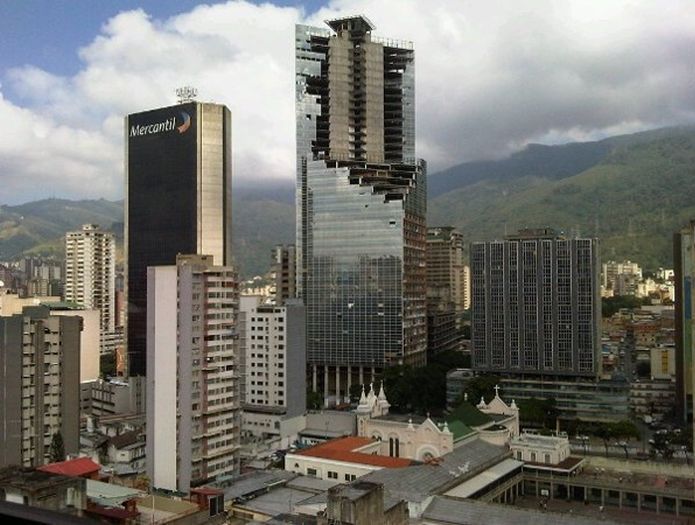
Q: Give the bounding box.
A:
[0,183,295,278]
[428,126,695,269]
[428,126,689,198]
[3,126,693,274]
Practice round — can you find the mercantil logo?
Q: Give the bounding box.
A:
[177,112,191,133]
[129,111,192,137]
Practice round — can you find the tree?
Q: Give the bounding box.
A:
[462,375,500,407]
[609,420,639,441]
[635,361,651,379]
[602,295,645,317]
[100,352,116,377]
[306,389,323,410]
[594,426,612,456]
[49,432,65,463]
[349,383,364,404]
[517,398,558,429]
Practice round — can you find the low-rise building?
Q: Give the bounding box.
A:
[500,376,630,423]
[0,466,87,516]
[630,378,676,421]
[80,377,146,418]
[510,431,575,466]
[285,437,413,483]
[317,481,408,525]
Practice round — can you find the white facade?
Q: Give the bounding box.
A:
[284,438,395,482]
[243,296,290,408]
[0,294,61,316]
[147,255,241,493]
[602,260,642,293]
[64,224,116,344]
[651,346,676,379]
[510,431,571,465]
[240,295,306,439]
[52,309,100,382]
[462,265,471,311]
[285,453,381,482]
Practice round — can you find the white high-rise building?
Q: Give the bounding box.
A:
[147,255,240,492]
[239,295,306,438]
[65,224,116,343]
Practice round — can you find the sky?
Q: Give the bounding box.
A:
[1,0,695,204]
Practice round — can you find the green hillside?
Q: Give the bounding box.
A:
[428,129,695,269]
[3,127,693,274]
[0,196,294,278]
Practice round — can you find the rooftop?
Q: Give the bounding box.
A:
[108,430,142,450]
[325,14,375,33]
[218,470,296,501]
[511,432,569,450]
[447,401,493,428]
[86,479,144,507]
[0,467,81,492]
[361,437,509,503]
[293,437,413,469]
[523,456,585,472]
[236,486,315,517]
[423,496,621,525]
[37,457,101,478]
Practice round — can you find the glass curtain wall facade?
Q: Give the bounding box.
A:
[674,222,694,423]
[296,16,426,402]
[125,102,232,376]
[471,229,600,377]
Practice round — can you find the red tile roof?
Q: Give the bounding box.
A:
[38,457,101,478]
[296,437,413,468]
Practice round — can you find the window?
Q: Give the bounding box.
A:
[327,471,338,479]
[307,468,317,477]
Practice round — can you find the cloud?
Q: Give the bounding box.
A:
[2,0,695,204]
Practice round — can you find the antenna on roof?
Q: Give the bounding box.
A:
[176,86,198,104]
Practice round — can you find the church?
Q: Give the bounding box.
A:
[355,383,520,461]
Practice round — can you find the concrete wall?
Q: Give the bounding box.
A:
[0,294,60,316]
[586,456,695,478]
[286,300,306,418]
[146,266,178,491]
[363,417,453,461]
[0,315,23,467]
[284,454,380,482]
[58,315,82,460]
[52,309,100,382]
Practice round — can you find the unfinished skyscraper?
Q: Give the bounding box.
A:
[296,15,426,404]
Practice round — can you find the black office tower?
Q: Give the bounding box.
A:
[125,101,232,376]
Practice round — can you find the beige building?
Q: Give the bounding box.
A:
[0,293,60,316]
[147,255,240,492]
[427,227,468,313]
[651,346,676,379]
[510,431,572,465]
[0,306,81,467]
[51,307,100,383]
[285,436,413,483]
[64,224,116,342]
[0,295,100,383]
